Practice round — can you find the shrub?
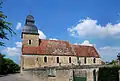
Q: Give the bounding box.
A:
[98,66,120,81]
[0,54,20,75]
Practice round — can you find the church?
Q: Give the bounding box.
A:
[21,15,101,69]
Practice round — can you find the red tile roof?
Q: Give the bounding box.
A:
[22,39,76,56]
[22,39,100,57]
[72,45,100,58]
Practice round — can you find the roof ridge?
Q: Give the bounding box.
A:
[71,44,94,47]
[41,39,69,43]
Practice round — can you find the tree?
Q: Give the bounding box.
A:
[0,0,16,74]
[0,0,16,46]
[0,53,20,75]
[109,60,117,65]
[105,60,117,65]
[0,53,5,74]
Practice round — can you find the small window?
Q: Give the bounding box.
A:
[48,68,56,77]
[78,57,81,65]
[57,57,59,63]
[39,39,41,45]
[93,58,96,63]
[77,57,79,61]
[84,57,86,64]
[44,56,47,63]
[69,57,71,63]
[37,58,39,61]
[28,40,32,45]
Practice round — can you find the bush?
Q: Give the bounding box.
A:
[98,66,120,81]
[0,54,20,75]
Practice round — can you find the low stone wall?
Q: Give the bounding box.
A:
[22,69,73,81]
[21,68,99,81]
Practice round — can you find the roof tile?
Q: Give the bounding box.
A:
[72,45,100,57]
[22,39,76,56]
[22,39,100,57]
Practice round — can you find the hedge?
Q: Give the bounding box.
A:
[98,66,120,81]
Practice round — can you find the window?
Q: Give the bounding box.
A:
[93,58,96,63]
[36,58,39,61]
[39,39,41,45]
[69,57,71,63]
[84,57,86,64]
[78,57,81,65]
[57,57,59,63]
[28,40,32,45]
[44,56,47,63]
[48,68,56,77]
[77,57,79,61]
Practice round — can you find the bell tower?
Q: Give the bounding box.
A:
[22,15,39,46]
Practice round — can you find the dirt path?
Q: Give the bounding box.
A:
[0,73,30,81]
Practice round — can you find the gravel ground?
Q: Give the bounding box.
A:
[0,73,30,81]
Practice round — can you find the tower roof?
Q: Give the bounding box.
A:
[26,15,34,21]
[22,15,39,35]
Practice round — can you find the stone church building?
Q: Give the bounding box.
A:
[21,15,101,69]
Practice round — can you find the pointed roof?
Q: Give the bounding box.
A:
[22,15,39,35]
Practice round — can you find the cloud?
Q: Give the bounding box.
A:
[15,42,22,47]
[74,40,94,46]
[2,42,22,56]
[80,40,94,46]
[38,30,46,39]
[99,46,120,61]
[2,47,21,56]
[68,17,120,38]
[49,38,58,40]
[16,22,22,30]
[38,30,58,40]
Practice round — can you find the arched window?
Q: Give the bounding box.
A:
[84,57,86,64]
[36,58,39,61]
[57,57,59,63]
[93,58,96,63]
[69,57,71,63]
[44,56,47,63]
[28,40,32,45]
[78,57,81,65]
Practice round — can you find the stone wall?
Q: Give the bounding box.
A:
[78,57,101,65]
[22,55,78,69]
[21,68,98,81]
[22,69,73,81]
[21,55,101,69]
[22,34,39,46]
